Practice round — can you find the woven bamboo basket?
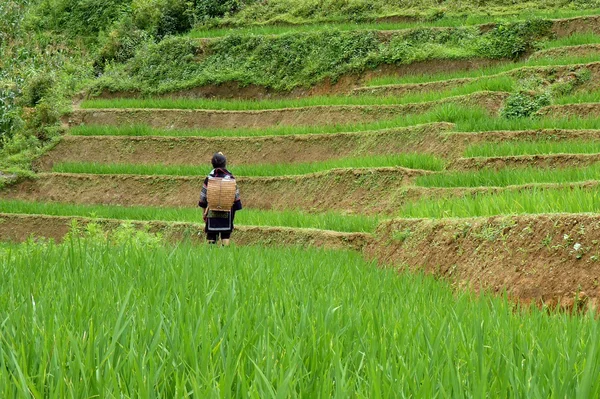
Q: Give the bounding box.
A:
[207,177,237,211]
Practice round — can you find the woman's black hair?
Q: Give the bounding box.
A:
[211,152,227,168]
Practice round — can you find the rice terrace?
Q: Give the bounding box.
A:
[4,0,600,396]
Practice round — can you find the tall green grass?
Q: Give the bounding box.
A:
[538,32,600,50]
[401,186,600,218]
[0,200,378,232]
[554,89,600,105]
[52,154,445,177]
[81,76,514,110]
[417,165,600,188]
[189,9,600,38]
[366,54,600,86]
[465,140,600,157]
[2,238,599,396]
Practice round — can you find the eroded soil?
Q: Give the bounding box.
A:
[366,213,600,310]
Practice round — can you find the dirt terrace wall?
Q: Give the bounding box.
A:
[450,153,600,170]
[0,168,429,214]
[538,103,600,119]
[35,123,454,171]
[0,214,370,251]
[67,92,508,130]
[366,214,600,309]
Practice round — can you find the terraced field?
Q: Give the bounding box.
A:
[5,14,600,310]
[7,5,600,395]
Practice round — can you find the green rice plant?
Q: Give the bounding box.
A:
[81,76,514,110]
[0,200,378,232]
[554,89,600,105]
[465,140,600,157]
[457,115,600,132]
[52,154,446,177]
[400,186,600,218]
[366,54,600,86]
[416,165,600,188]
[1,234,599,396]
[538,32,600,50]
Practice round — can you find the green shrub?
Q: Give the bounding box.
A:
[501,90,551,119]
[28,0,131,35]
[476,19,553,59]
[94,17,150,73]
[22,73,55,107]
[195,0,247,21]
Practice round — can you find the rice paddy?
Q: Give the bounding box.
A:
[2,239,599,397]
[417,164,600,188]
[51,154,445,177]
[81,76,515,110]
[401,186,600,218]
[5,8,600,396]
[464,140,600,157]
[0,200,379,233]
[69,108,600,139]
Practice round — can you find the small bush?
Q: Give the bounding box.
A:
[22,73,55,107]
[196,0,246,21]
[132,0,195,38]
[0,82,24,146]
[95,18,150,73]
[476,19,553,59]
[501,90,551,119]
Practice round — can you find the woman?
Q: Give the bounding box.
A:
[198,152,242,245]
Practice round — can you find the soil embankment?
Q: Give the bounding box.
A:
[0,169,429,214]
[366,213,600,309]
[0,213,370,251]
[67,92,508,130]
[450,153,600,170]
[34,123,453,171]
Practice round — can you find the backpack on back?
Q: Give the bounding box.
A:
[206,176,237,211]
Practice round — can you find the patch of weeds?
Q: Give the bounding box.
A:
[541,233,553,248]
[392,228,413,242]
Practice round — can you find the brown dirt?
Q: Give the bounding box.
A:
[0,169,430,215]
[0,213,370,251]
[94,59,507,100]
[365,213,600,309]
[552,15,600,38]
[529,44,600,60]
[450,153,600,171]
[352,77,477,97]
[66,92,508,130]
[34,123,454,171]
[537,103,600,118]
